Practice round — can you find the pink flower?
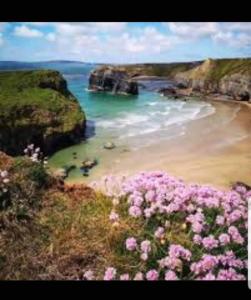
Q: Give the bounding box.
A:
[190,255,218,275]
[217,268,246,280]
[218,251,244,269]
[133,196,144,207]
[144,208,153,218]
[0,170,8,178]
[146,269,159,281]
[128,205,142,218]
[165,270,178,280]
[227,210,243,224]
[169,244,191,261]
[109,210,119,222]
[218,233,230,246]
[154,227,165,239]
[104,267,116,280]
[202,235,219,250]
[125,237,137,251]
[158,256,182,270]
[216,215,225,226]
[193,234,202,245]
[228,226,244,245]
[140,253,148,261]
[201,272,216,280]
[140,240,151,253]
[120,274,130,280]
[145,190,156,202]
[83,270,94,280]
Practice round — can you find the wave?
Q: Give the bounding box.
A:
[119,125,162,138]
[97,113,150,129]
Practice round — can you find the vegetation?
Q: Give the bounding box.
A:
[0,151,248,280]
[176,58,251,81]
[0,70,85,155]
[121,62,202,78]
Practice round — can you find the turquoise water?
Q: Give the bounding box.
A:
[20,62,215,181]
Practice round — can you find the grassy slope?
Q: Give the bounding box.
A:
[121,62,202,78]
[0,70,85,133]
[176,58,251,81]
[0,153,143,279]
[120,58,251,81]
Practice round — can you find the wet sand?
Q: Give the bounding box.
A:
[64,99,251,189]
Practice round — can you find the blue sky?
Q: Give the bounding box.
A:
[0,22,251,63]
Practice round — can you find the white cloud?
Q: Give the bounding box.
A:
[13,25,44,38]
[37,24,179,62]
[223,22,251,33]
[166,22,251,49]
[167,22,218,39]
[26,22,127,34]
[210,23,251,49]
[213,31,251,48]
[2,22,251,62]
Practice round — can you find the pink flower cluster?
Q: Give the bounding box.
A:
[86,171,248,280]
[0,169,10,194]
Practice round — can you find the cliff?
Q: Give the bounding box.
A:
[0,70,86,156]
[121,61,202,78]
[89,66,138,95]
[175,58,251,100]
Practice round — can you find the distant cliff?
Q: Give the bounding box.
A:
[89,66,138,95]
[121,61,203,78]
[121,58,251,101]
[0,70,86,156]
[174,58,251,101]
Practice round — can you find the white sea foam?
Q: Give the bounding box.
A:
[119,125,162,138]
[147,101,159,106]
[97,100,215,147]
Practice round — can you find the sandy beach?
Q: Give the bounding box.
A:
[64,98,251,190]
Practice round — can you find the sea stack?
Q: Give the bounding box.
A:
[88,65,138,95]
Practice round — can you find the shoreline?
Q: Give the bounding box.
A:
[62,96,251,190]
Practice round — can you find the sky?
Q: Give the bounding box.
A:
[0,22,251,63]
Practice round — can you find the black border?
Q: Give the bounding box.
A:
[1,0,251,295]
[0,1,251,21]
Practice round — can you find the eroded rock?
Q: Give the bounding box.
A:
[89,66,138,95]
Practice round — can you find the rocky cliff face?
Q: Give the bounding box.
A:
[89,66,138,95]
[175,58,251,101]
[0,70,86,156]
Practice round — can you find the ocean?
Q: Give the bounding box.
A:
[0,61,216,182]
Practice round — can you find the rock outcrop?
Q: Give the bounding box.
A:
[89,66,138,95]
[0,70,86,156]
[174,58,251,101]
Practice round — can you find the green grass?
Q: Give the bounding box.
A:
[0,70,85,131]
[178,58,251,81]
[206,58,251,80]
[0,70,86,155]
[121,62,202,78]
[0,69,65,92]
[121,58,251,81]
